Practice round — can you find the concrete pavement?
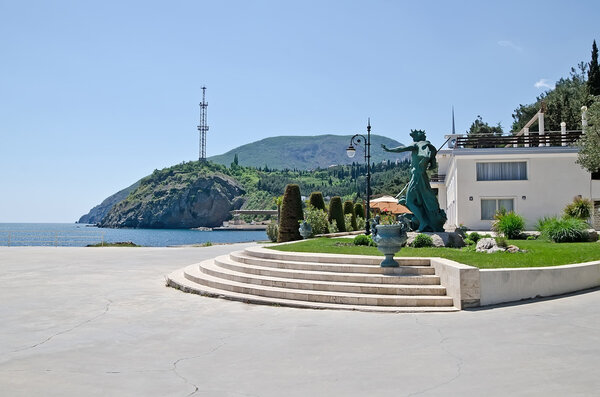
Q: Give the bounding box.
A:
[1,244,599,396]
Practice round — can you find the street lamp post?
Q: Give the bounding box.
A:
[346,119,372,235]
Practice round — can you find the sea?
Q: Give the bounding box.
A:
[0,223,268,247]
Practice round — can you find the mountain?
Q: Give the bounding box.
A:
[78,180,141,224]
[208,134,408,169]
[79,134,413,228]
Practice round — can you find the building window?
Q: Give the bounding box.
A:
[592,171,600,180]
[481,198,514,220]
[476,162,527,181]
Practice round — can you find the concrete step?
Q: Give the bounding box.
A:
[204,259,447,295]
[183,262,454,307]
[216,255,441,285]
[243,246,430,267]
[230,251,436,275]
[167,267,458,313]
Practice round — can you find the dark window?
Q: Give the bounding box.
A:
[592,171,600,180]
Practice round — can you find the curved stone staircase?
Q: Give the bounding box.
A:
[167,246,458,312]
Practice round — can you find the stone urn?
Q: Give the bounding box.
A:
[299,221,312,239]
[374,224,408,267]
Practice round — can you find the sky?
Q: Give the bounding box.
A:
[1,0,599,223]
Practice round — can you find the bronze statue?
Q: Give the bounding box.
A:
[382,130,447,232]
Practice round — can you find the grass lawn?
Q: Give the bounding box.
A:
[269,237,600,269]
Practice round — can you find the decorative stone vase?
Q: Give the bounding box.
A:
[374,224,408,267]
[299,221,312,239]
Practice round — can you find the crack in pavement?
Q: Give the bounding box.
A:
[171,343,224,397]
[6,298,113,355]
[406,315,464,397]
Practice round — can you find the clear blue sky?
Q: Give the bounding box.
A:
[1,0,598,222]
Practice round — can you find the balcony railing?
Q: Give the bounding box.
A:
[429,174,446,183]
[453,131,582,149]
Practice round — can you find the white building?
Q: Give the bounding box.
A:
[433,135,600,231]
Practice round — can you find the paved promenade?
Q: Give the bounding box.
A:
[1,244,599,396]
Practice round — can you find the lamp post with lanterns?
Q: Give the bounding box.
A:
[346,119,372,235]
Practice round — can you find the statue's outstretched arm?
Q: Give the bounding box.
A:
[381,143,411,153]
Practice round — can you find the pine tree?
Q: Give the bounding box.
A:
[588,40,600,96]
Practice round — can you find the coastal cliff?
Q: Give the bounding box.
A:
[99,165,245,229]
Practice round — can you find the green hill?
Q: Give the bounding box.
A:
[208,134,408,169]
[80,134,414,228]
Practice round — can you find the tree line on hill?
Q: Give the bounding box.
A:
[467,40,600,136]
[464,40,600,173]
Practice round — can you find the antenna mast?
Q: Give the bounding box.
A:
[197,86,209,161]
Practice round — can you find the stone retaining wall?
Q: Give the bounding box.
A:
[421,258,600,308]
[479,261,600,306]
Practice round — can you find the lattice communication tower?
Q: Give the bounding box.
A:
[197,86,209,161]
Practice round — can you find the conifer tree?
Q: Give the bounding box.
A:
[277,184,304,242]
[354,202,365,219]
[327,196,346,232]
[343,200,358,231]
[308,192,326,211]
[588,40,600,96]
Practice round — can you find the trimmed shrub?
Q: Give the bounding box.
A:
[463,238,475,246]
[308,192,326,211]
[492,211,525,239]
[354,203,365,219]
[343,201,358,231]
[353,235,370,246]
[563,196,593,220]
[468,232,481,243]
[303,205,329,236]
[277,184,304,242]
[266,223,278,242]
[328,196,346,232]
[411,233,434,248]
[539,216,589,243]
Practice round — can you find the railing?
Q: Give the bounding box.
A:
[453,131,582,149]
[429,174,446,183]
[0,230,105,247]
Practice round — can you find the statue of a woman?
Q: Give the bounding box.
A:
[382,129,447,232]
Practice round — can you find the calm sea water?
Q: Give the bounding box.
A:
[0,223,268,247]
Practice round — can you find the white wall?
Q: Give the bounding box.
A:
[480,262,600,306]
[440,149,593,230]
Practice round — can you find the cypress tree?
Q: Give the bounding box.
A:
[309,192,326,211]
[354,202,365,219]
[328,196,346,232]
[343,200,358,231]
[277,184,304,242]
[589,40,600,96]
